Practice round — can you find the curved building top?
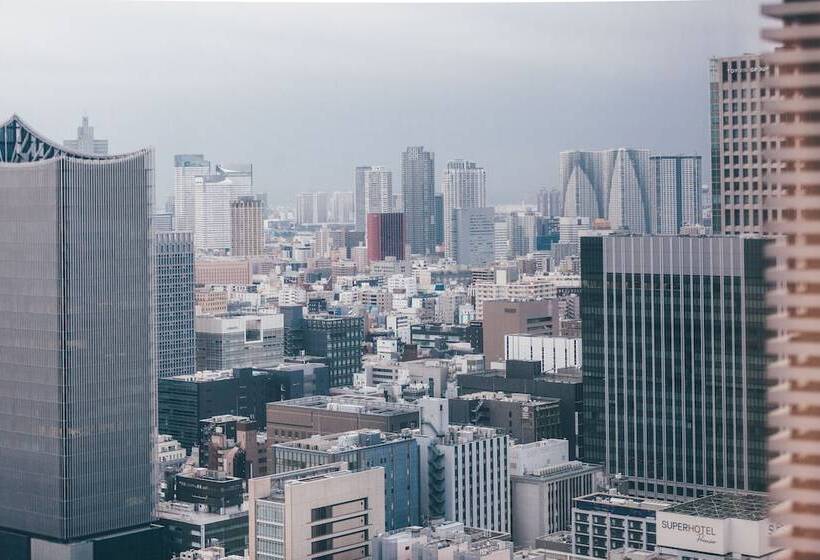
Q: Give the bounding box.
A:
[0,114,148,163]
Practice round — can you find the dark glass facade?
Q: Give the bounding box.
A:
[581,235,770,500]
[155,231,195,379]
[303,316,363,387]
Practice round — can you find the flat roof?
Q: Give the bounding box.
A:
[664,492,773,521]
[269,395,418,416]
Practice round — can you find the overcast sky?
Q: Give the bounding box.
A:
[2,0,766,206]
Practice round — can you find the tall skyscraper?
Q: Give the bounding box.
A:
[0,115,160,555]
[63,115,108,155]
[364,166,392,216]
[441,159,486,260]
[231,195,264,256]
[354,165,370,232]
[173,153,210,233]
[194,163,253,251]
[327,190,354,223]
[560,148,652,233]
[709,53,781,235]
[581,234,769,501]
[761,3,820,558]
[649,155,702,234]
[155,231,196,379]
[401,146,435,255]
[367,212,405,262]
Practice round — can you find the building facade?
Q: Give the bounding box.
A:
[482,299,559,363]
[441,159,486,260]
[709,53,781,235]
[401,146,435,255]
[366,212,405,262]
[195,313,284,371]
[451,207,495,266]
[63,115,108,155]
[581,235,770,500]
[230,195,264,256]
[505,334,582,374]
[0,115,157,550]
[303,315,364,387]
[156,231,196,379]
[649,155,702,234]
[174,153,211,233]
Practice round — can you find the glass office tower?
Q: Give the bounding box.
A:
[581,234,769,501]
[0,116,155,545]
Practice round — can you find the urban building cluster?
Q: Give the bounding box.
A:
[1,3,818,558]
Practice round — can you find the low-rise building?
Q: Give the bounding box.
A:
[371,521,512,560]
[448,391,561,444]
[572,492,671,558]
[195,313,284,371]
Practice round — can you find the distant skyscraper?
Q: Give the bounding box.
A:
[581,234,769,500]
[650,155,702,234]
[194,164,253,251]
[537,187,563,217]
[156,231,196,380]
[328,190,354,223]
[450,207,495,266]
[231,195,264,256]
[354,165,370,232]
[560,148,651,233]
[433,192,444,247]
[441,159,486,260]
[761,4,820,558]
[709,54,780,235]
[367,212,405,262]
[63,115,108,155]
[507,210,540,256]
[0,115,159,554]
[401,146,435,255]
[364,166,392,216]
[173,153,210,233]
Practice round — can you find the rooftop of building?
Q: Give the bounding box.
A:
[453,391,560,406]
[514,460,603,481]
[575,492,671,512]
[664,491,773,521]
[464,366,583,384]
[177,468,243,485]
[274,429,412,453]
[268,394,419,416]
[156,501,247,526]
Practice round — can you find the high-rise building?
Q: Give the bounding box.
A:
[710,53,781,235]
[155,231,196,379]
[537,187,563,217]
[433,192,444,247]
[581,234,770,501]
[0,115,162,556]
[173,153,210,233]
[450,206,495,266]
[560,148,651,233]
[441,159,486,259]
[231,195,264,256]
[249,464,385,560]
[295,191,330,225]
[367,212,405,262]
[63,115,108,155]
[506,210,540,257]
[270,429,420,530]
[364,166,393,216]
[761,4,820,558]
[401,146,435,255]
[194,164,253,251]
[328,190,354,223]
[649,155,702,234]
[354,165,370,232]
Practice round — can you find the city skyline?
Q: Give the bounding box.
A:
[3,1,764,205]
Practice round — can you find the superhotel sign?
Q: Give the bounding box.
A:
[656,512,726,554]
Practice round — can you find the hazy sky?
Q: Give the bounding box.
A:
[2,0,766,206]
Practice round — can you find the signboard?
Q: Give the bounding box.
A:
[657,512,727,554]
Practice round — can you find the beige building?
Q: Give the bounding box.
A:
[482,299,559,363]
[249,463,385,560]
[231,196,264,257]
[762,2,820,559]
[195,257,253,285]
[710,52,782,235]
[473,274,571,320]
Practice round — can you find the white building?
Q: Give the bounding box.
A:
[415,398,510,534]
[504,334,582,373]
[249,463,385,560]
[473,274,568,320]
[174,154,211,233]
[371,521,512,560]
[655,493,780,560]
[193,164,254,252]
[63,115,108,155]
[365,166,393,216]
[328,190,355,223]
[442,159,487,260]
[650,155,702,234]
